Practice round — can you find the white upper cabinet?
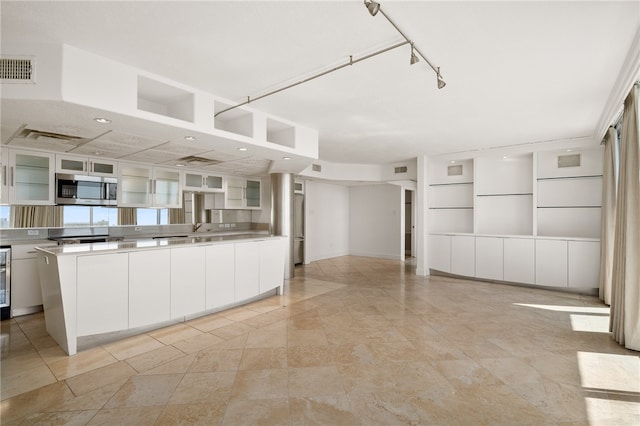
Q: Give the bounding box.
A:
[56,154,117,177]
[7,149,55,205]
[183,172,224,192]
[118,163,182,208]
[221,177,261,209]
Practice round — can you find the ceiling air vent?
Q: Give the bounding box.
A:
[312,164,322,172]
[558,154,580,168]
[394,166,408,174]
[1,56,35,84]
[15,128,87,145]
[177,155,221,166]
[448,165,463,176]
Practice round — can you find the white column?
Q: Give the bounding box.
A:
[416,155,430,276]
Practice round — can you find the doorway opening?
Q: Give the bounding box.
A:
[404,189,415,259]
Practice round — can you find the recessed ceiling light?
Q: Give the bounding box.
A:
[566,149,573,152]
[93,151,104,156]
[503,155,508,159]
[450,160,456,164]
[175,163,185,167]
[184,136,196,141]
[94,117,111,124]
[238,147,248,152]
[282,156,291,160]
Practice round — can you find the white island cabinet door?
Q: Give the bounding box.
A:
[259,239,285,294]
[205,244,236,310]
[77,253,129,336]
[235,242,260,301]
[129,250,171,328]
[171,246,206,319]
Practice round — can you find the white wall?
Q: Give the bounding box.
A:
[348,184,403,260]
[305,180,349,262]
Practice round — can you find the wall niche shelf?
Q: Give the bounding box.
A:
[213,100,254,138]
[137,76,195,122]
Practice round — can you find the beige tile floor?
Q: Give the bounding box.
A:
[1,255,639,425]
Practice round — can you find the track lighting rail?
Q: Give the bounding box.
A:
[214,40,409,118]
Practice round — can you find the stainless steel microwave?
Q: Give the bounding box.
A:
[55,174,117,206]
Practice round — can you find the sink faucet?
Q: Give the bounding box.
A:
[193,223,204,233]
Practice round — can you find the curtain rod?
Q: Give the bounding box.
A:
[214,40,410,118]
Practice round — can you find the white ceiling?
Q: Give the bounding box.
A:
[1,1,639,167]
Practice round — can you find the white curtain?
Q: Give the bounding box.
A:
[610,83,640,350]
[599,127,617,305]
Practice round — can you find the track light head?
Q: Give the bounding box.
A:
[437,67,446,89]
[410,43,419,65]
[364,0,380,16]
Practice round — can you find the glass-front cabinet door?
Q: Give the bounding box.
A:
[9,149,55,205]
[153,168,182,208]
[118,163,151,207]
[225,178,246,209]
[246,179,261,209]
[184,172,223,192]
[56,154,117,177]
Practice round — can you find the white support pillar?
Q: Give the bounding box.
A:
[416,155,430,276]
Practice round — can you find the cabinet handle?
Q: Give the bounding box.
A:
[153,179,157,194]
[149,179,153,194]
[10,166,14,187]
[2,165,6,186]
[84,161,88,172]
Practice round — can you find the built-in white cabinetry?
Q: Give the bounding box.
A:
[451,235,475,277]
[536,148,603,239]
[183,172,224,192]
[55,154,117,177]
[428,234,451,273]
[568,241,600,289]
[205,244,235,309]
[535,239,568,287]
[10,242,54,315]
[475,237,503,281]
[428,159,474,233]
[222,178,261,209]
[235,241,260,300]
[503,238,535,284]
[170,246,206,319]
[129,250,170,328]
[6,149,55,205]
[76,253,129,336]
[118,163,182,208]
[475,154,533,236]
[427,146,603,291]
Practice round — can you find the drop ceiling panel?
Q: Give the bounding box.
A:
[73,131,167,157]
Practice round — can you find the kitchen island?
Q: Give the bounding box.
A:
[36,234,286,355]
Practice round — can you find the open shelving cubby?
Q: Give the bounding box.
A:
[266,118,296,148]
[536,148,603,238]
[213,100,254,138]
[427,159,474,233]
[475,153,534,235]
[137,76,195,122]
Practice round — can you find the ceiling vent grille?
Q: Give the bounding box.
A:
[394,166,408,174]
[312,164,322,172]
[448,165,463,176]
[1,56,35,84]
[177,155,221,166]
[558,154,581,168]
[15,128,86,144]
